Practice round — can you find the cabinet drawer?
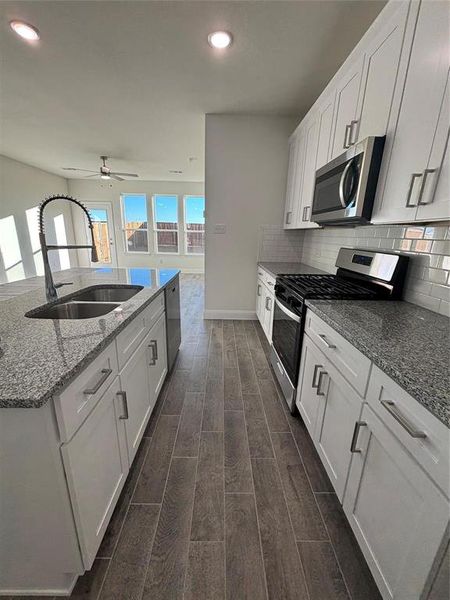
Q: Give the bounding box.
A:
[116,292,165,370]
[54,342,118,442]
[367,365,449,497]
[263,271,276,292]
[305,310,371,397]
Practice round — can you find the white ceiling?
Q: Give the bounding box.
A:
[0,1,385,182]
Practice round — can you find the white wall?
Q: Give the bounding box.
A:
[204,114,296,318]
[68,179,205,272]
[0,155,77,284]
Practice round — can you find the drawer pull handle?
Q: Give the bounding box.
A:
[117,391,129,420]
[257,284,262,297]
[265,297,272,311]
[83,368,112,395]
[312,364,323,389]
[316,370,328,396]
[350,421,367,453]
[381,401,427,439]
[405,173,422,207]
[148,340,158,365]
[318,334,336,349]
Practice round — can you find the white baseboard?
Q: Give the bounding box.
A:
[203,309,257,320]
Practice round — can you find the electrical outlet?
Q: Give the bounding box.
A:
[214,224,226,234]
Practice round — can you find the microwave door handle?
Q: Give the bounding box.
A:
[274,297,301,323]
[339,159,354,208]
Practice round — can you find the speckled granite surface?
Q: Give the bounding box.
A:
[258,261,327,277]
[306,299,450,427]
[0,267,179,409]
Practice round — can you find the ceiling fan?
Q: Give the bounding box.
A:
[62,156,139,181]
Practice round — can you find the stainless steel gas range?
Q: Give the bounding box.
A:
[270,248,409,412]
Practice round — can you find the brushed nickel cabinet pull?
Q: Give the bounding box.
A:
[316,370,328,396]
[349,119,359,145]
[381,401,426,438]
[312,364,323,389]
[83,368,112,395]
[417,168,437,205]
[343,124,352,149]
[117,391,129,420]
[405,173,422,207]
[318,333,336,349]
[350,421,367,453]
[148,340,158,365]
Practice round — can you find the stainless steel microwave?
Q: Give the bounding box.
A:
[311,136,385,225]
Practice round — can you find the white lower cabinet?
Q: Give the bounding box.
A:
[343,403,448,600]
[296,334,364,501]
[255,268,275,342]
[119,311,168,464]
[61,377,129,569]
[296,310,450,600]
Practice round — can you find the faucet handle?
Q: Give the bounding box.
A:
[54,282,73,289]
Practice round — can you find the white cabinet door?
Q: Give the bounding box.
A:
[61,377,128,569]
[316,90,336,169]
[330,55,364,159]
[295,334,325,436]
[147,311,168,406]
[290,127,307,229]
[343,403,448,600]
[355,0,410,143]
[374,0,450,223]
[119,330,154,464]
[296,114,320,229]
[312,351,364,501]
[284,134,300,229]
[256,277,264,326]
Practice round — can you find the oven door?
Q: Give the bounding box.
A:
[271,295,303,386]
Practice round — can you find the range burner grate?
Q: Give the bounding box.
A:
[279,273,377,300]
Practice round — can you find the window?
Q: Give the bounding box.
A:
[0,215,25,282]
[26,206,44,276]
[153,195,179,253]
[184,195,205,254]
[121,194,149,253]
[90,209,112,263]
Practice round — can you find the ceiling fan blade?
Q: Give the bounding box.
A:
[62,167,98,173]
[110,174,124,181]
[84,174,100,178]
[110,172,139,177]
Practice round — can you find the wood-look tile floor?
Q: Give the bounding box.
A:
[13,275,381,600]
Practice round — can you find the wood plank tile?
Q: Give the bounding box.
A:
[162,370,189,415]
[225,494,267,600]
[187,356,208,392]
[297,541,350,600]
[224,367,243,410]
[195,332,211,357]
[223,322,238,369]
[271,432,328,541]
[143,383,168,438]
[251,458,309,600]
[191,431,224,541]
[242,394,274,458]
[98,435,151,557]
[249,347,272,380]
[290,415,334,493]
[142,458,197,600]
[232,320,247,335]
[173,392,204,457]
[99,505,160,600]
[246,325,262,351]
[237,346,259,394]
[132,415,179,503]
[224,411,253,493]
[184,542,225,600]
[176,342,196,370]
[316,493,382,600]
[258,379,289,432]
[202,377,224,432]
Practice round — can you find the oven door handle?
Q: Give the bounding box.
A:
[274,297,301,323]
[338,158,355,208]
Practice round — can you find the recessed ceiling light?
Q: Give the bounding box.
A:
[169,170,183,174]
[208,31,233,49]
[10,20,40,41]
[100,174,111,180]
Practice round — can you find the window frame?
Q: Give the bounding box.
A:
[183,195,205,256]
[152,194,180,255]
[120,193,150,255]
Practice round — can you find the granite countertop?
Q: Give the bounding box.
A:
[306,299,450,427]
[258,261,328,277]
[0,267,180,409]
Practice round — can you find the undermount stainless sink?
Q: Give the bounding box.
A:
[26,301,120,320]
[71,285,143,303]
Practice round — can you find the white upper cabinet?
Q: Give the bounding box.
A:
[296,114,320,229]
[373,0,450,223]
[283,133,301,229]
[315,90,336,169]
[330,55,365,159]
[355,0,411,143]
